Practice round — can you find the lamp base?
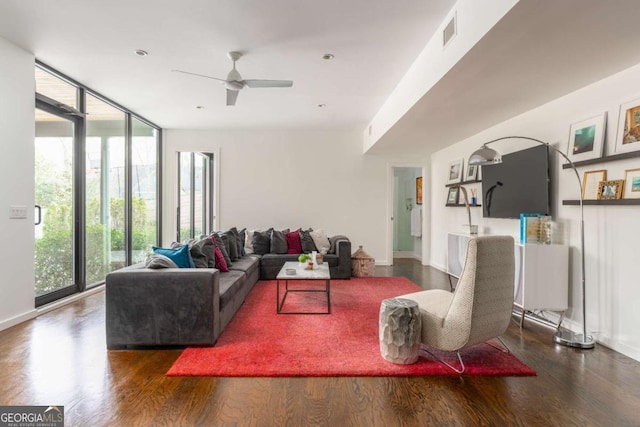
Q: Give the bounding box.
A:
[553,329,595,349]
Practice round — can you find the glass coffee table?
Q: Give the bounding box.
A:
[276,261,331,314]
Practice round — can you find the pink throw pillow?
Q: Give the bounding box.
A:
[286,228,303,254]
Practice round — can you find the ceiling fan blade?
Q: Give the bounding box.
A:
[243,79,293,88]
[172,69,226,83]
[226,89,239,106]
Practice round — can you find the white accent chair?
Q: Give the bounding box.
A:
[398,235,515,373]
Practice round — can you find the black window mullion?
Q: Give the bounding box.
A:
[125,114,133,266]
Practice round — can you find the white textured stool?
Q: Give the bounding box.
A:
[379,298,422,364]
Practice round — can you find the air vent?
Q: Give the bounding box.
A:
[443,13,457,47]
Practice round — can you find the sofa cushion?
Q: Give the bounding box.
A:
[144,253,179,269]
[152,245,193,268]
[252,229,272,255]
[237,228,246,256]
[286,228,302,254]
[310,229,331,255]
[270,228,289,254]
[220,231,239,262]
[244,230,255,255]
[228,255,260,277]
[299,228,317,253]
[219,270,247,310]
[211,233,232,267]
[328,235,349,254]
[214,245,229,272]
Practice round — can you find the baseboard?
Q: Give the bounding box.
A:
[393,251,422,262]
[37,285,105,316]
[0,309,38,332]
[0,285,106,333]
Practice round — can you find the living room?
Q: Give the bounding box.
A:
[1,0,640,425]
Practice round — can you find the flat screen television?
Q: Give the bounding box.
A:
[481,145,550,219]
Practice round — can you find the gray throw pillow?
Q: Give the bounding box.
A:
[299,228,317,253]
[192,237,215,268]
[270,228,290,254]
[328,235,350,254]
[252,228,272,255]
[227,228,241,261]
[238,228,246,256]
[145,253,179,269]
[219,231,238,261]
[211,233,232,267]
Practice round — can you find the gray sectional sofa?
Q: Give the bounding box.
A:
[105,235,351,349]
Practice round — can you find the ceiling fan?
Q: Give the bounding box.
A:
[172,51,293,106]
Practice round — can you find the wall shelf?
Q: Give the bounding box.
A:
[562,150,640,169]
[562,199,640,206]
[445,204,482,207]
[445,179,481,187]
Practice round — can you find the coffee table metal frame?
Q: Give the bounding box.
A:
[276,261,331,314]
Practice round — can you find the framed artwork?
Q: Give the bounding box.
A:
[416,177,423,205]
[567,113,606,162]
[615,97,640,154]
[623,168,640,199]
[582,169,607,200]
[446,187,459,205]
[466,163,478,181]
[447,158,464,185]
[597,179,624,200]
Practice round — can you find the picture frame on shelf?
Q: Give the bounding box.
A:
[447,158,464,184]
[597,179,624,200]
[582,169,607,200]
[446,187,459,205]
[416,176,423,205]
[567,112,606,162]
[623,168,640,199]
[615,97,640,154]
[465,163,478,181]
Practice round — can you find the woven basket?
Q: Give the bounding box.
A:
[351,245,375,277]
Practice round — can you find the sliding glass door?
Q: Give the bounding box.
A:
[34,108,78,300]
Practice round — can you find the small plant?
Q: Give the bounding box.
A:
[298,253,311,263]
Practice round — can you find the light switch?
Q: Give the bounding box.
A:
[9,205,28,219]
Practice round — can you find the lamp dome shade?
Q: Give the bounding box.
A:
[469,146,502,166]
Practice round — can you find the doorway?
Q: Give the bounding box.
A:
[391,167,423,263]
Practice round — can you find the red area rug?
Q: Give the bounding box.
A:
[167,277,536,377]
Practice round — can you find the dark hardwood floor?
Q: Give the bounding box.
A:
[1,259,639,426]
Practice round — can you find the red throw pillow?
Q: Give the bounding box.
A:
[211,236,230,272]
[286,228,303,254]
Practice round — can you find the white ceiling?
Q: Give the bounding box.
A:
[3,0,640,157]
[0,0,455,130]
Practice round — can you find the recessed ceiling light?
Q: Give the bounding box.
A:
[318,104,326,108]
[196,105,205,109]
[134,49,148,57]
[322,53,334,60]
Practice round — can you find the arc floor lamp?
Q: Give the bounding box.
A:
[468,136,595,349]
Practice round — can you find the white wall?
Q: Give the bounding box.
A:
[364,0,518,151]
[0,37,36,330]
[430,62,640,361]
[164,129,394,264]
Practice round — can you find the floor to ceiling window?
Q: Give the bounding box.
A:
[85,93,126,284]
[34,63,161,306]
[177,152,214,241]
